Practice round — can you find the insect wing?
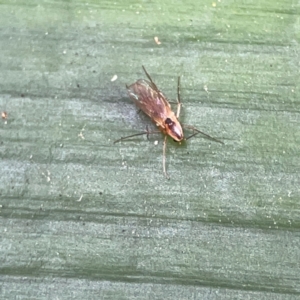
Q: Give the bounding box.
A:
[127,79,170,125]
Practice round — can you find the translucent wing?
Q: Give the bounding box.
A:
[126,79,171,126]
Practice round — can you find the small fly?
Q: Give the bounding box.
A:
[114,66,223,178]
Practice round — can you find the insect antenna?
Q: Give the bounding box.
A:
[183,124,224,144]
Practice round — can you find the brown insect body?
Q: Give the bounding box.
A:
[127,79,183,142]
[115,66,223,179]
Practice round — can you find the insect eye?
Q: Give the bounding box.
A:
[165,118,173,126]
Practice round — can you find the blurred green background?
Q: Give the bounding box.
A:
[0,0,300,299]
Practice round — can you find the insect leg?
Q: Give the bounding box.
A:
[183,124,224,144]
[142,65,154,83]
[146,125,151,140]
[114,129,160,144]
[162,135,170,179]
[176,76,182,118]
[141,66,160,91]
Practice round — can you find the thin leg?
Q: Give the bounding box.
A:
[142,65,160,92]
[183,124,224,144]
[146,125,151,140]
[162,135,170,179]
[176,76,181,118]
[142,65,154,83]
[114,129,160,144]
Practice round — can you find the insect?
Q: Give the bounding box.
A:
[114,66,223,178]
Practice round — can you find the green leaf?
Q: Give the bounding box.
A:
[1,0,300,298]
